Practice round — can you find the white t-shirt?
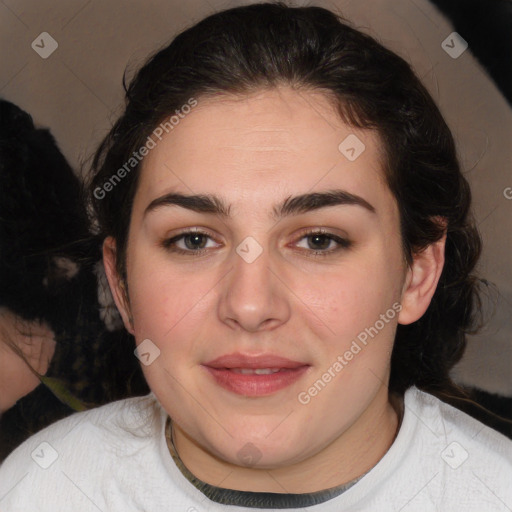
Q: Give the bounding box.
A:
[0,386,511,511]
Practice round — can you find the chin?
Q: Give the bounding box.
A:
[206,428,312,469]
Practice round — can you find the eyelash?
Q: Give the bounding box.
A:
[161,228,352,258]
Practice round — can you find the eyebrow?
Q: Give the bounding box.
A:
[144,189,376,220]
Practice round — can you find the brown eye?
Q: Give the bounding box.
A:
[182,233,208,250]
[162,230,220,256]
[306,234,333,251]
[294,230,352,257]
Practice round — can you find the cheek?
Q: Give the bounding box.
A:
[298,252,403,338]
[126,253,216,347]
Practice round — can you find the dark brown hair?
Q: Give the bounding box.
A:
[87,2,491,410]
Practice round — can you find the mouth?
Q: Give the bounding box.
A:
[202,353,311,397]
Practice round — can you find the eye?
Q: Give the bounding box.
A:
[162,229,219,255]
[293,229,351,257]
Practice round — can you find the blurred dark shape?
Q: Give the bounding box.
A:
[429,0,512,106]
[0,99,148,462]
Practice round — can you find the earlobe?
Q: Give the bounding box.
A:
[102,237,135,335]
[398,233,446,326]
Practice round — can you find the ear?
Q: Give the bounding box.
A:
[102,237,135,335]
[398,231,446,325]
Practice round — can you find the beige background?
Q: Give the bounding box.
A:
[1,0,511,394]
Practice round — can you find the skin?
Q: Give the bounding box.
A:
[0,308,56,413]
[104,86,445,493]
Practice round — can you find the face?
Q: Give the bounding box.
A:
[104,86,444,476]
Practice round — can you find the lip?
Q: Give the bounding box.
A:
[204,353,307,369]
[202,352,311,397]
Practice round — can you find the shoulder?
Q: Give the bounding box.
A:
[402,387,512,505]
[0,393,165,504]
[3,393,162,451]
[350,386,512,510]
[407,386,512,455]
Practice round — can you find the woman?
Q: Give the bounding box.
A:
[1,2,510,510]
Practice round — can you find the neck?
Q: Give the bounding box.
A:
[170,386,403,494]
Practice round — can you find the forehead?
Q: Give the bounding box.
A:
[135,86,392,216]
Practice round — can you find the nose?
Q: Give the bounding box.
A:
[218,243,291,332]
